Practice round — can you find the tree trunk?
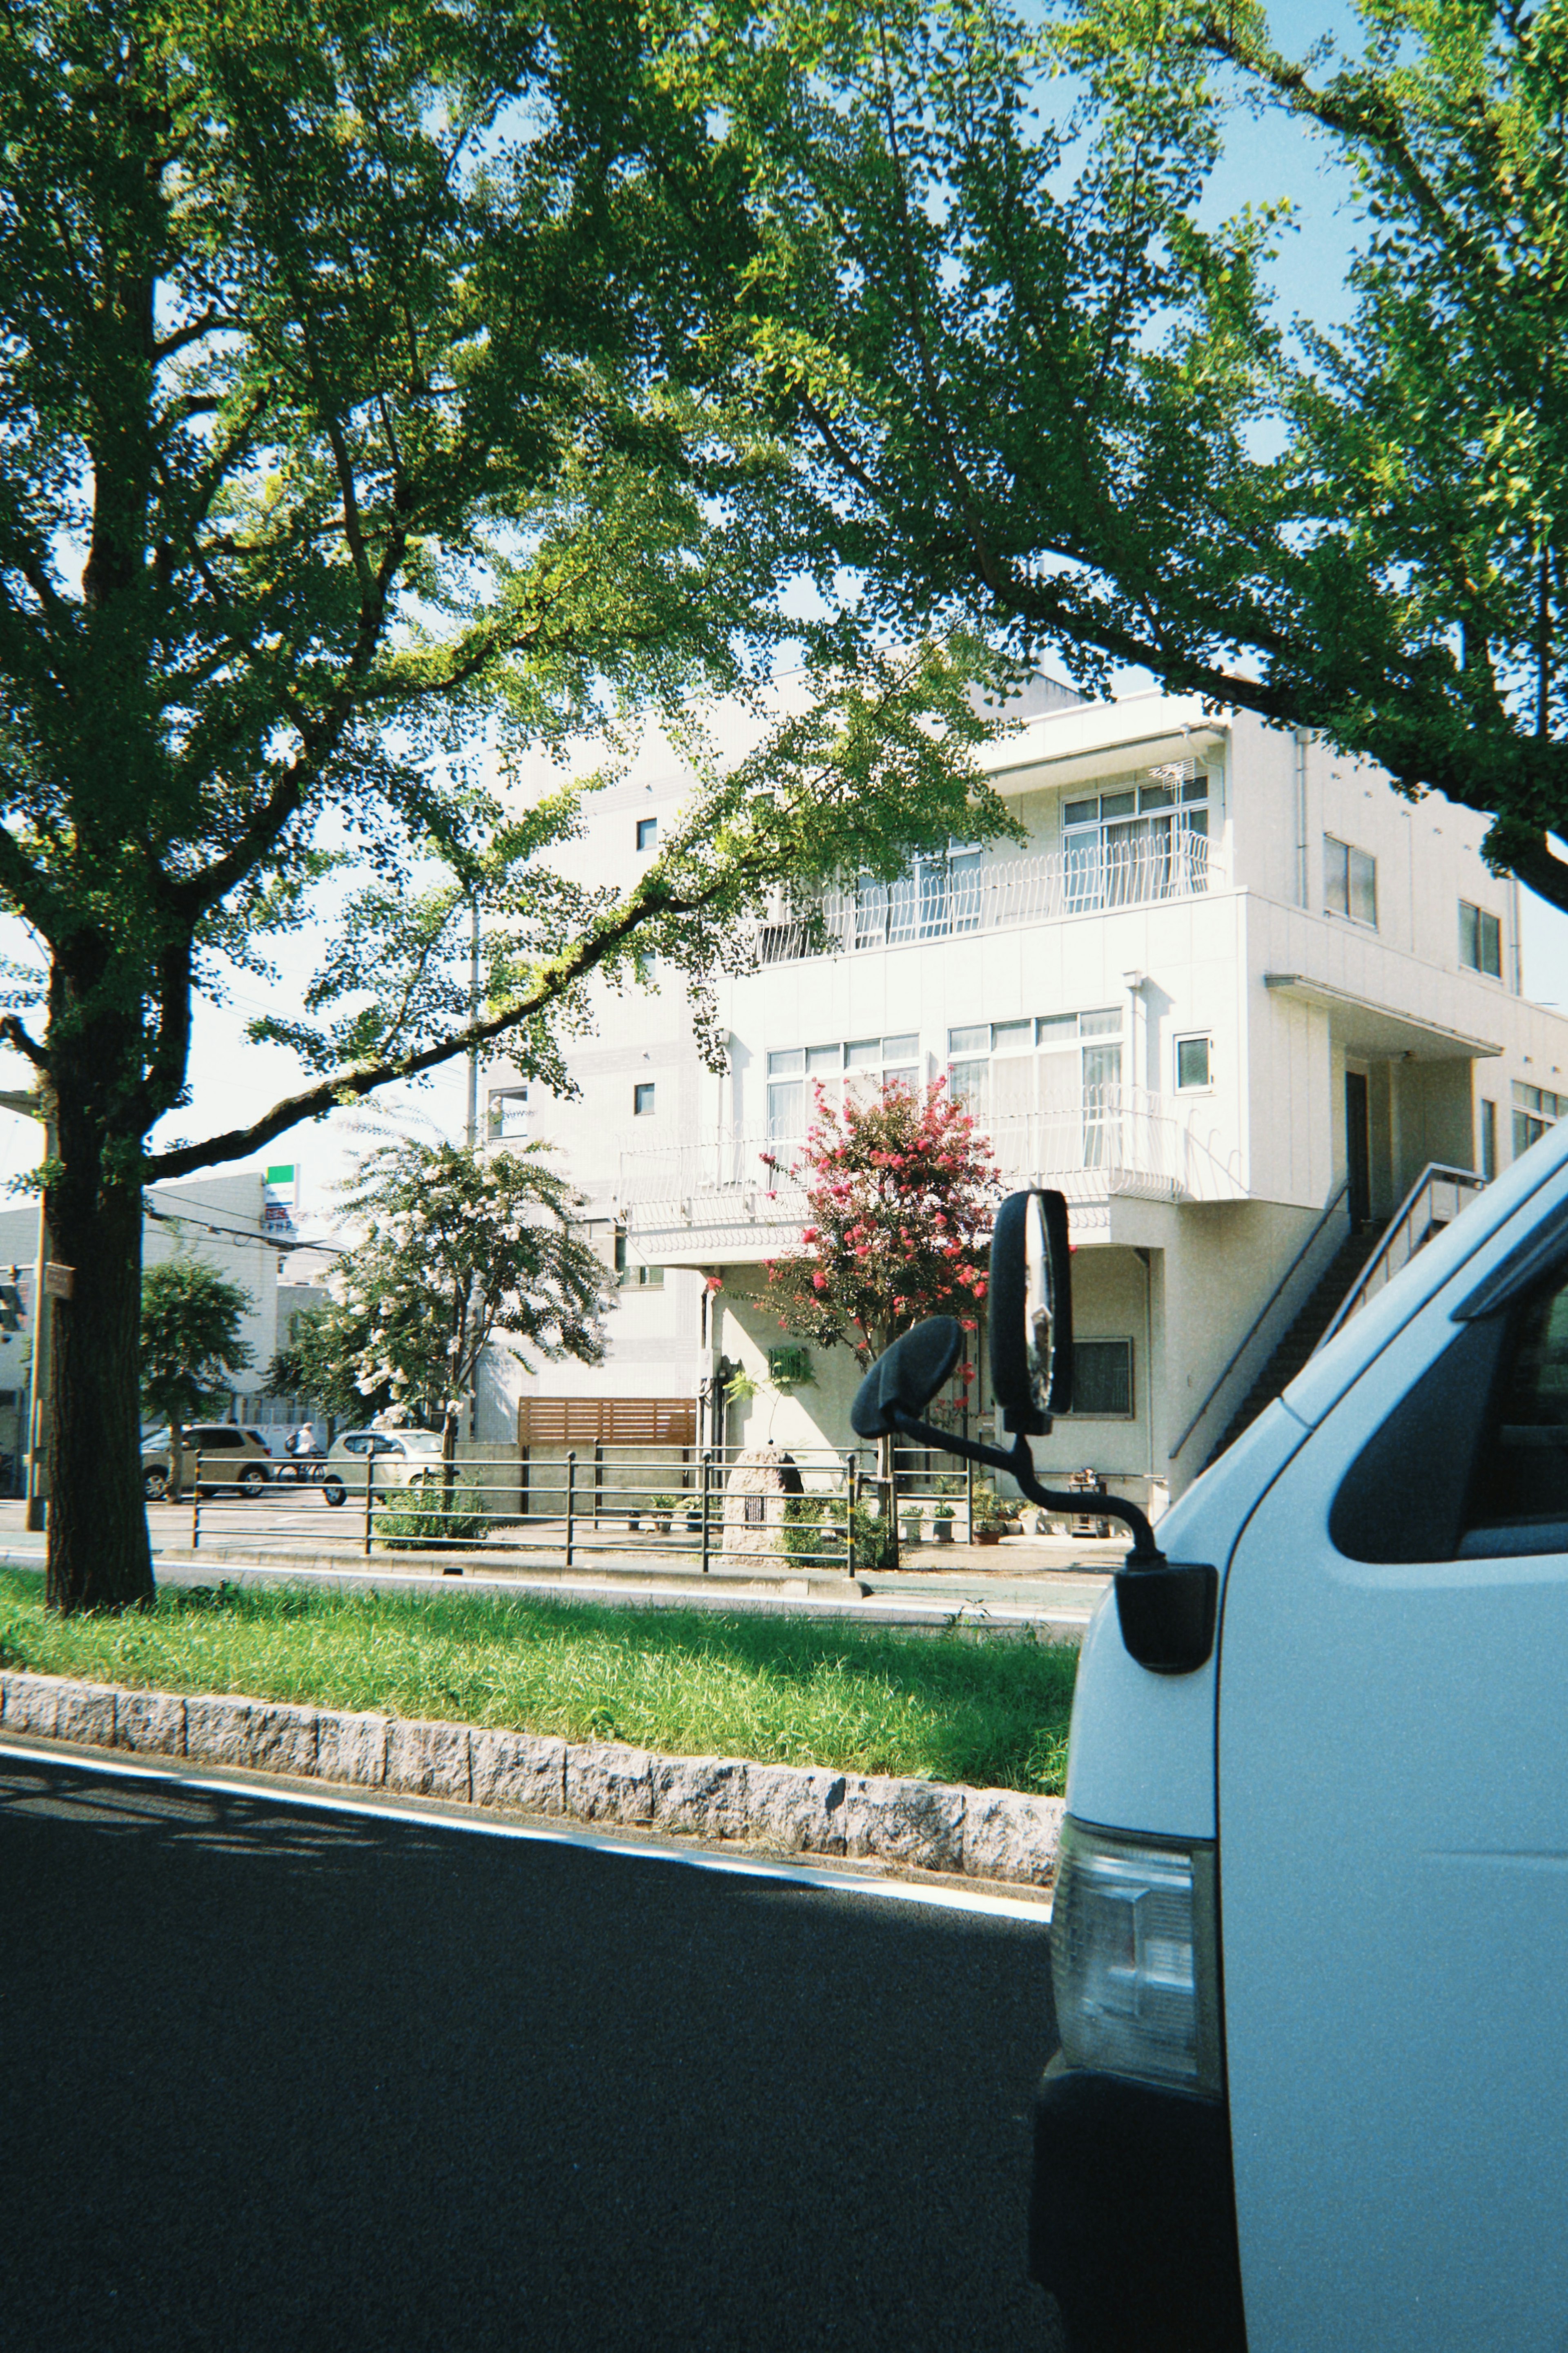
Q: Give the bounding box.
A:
[45,1149,154,1613]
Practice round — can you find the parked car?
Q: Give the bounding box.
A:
[141,1423,274,1500]
[319,1428,445,1507]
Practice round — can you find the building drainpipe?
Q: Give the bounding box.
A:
[1294,729,1311,908]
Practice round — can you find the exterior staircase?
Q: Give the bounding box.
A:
[1203,1221,1389,1469]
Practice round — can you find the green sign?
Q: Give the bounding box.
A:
[265,1165,296,1186]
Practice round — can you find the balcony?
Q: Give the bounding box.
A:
[755,832,1211,964]
[619,1085,1243,1258]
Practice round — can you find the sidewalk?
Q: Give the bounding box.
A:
[0,1503,1117,1636]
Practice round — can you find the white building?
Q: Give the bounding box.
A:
[482,685,1568,1510]
[0,1168,298,1485]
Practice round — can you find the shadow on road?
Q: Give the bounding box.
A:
[1,1754,1064,2353]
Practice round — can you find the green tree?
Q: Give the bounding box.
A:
[265,1297,377,1433]
[334,1137,610,1471]
[762,1078,1000,1369]
[0,0,1013,1611]
[698,0,1568,904]
[139,1258,254,1501]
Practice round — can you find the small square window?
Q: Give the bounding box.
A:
[636,816,657,852]
[1460,900,1503,978]
[1325,836,1377,926]
[805,1044,841,1078]
[948,1025,989,1057]
[766,1049,805,1078]
[1176,1035,1212,1091]
[1067,1338,1134,1418]
[633,1082,656,1116]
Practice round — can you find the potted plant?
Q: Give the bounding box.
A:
[900,1506,923,1547]
[971,1489,1007,1546]
[652,1492,676,1535]
[931,1502,956,1544]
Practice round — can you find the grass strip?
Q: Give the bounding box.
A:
[0,1570,1076,1795]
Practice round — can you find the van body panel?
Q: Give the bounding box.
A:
[1280,1123,1568,1432]
[1219,1166,1568,2351]
[1065,1399,1311,1840]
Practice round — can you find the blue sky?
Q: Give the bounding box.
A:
[2,2,1565,1218]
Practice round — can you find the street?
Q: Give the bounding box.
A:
[0,1747,1065,2353]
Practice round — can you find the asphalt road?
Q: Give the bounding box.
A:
[0,1749,1065,2353]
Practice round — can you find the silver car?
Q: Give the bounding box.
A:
[319,1427,446,1507]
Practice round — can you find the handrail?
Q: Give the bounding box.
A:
[1316,1162,1486,1351]
[1169,1179,1350,1460]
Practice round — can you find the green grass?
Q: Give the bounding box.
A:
[0,1569,1077,1795]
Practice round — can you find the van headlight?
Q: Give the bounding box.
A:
[1051,1818,1222,2095]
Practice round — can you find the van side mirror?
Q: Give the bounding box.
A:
[989,1189,1074,1434]
[851,1316,964,1439]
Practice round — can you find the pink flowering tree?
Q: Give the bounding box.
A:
[762,1077,1001,1383]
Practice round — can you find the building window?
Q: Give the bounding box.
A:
[766,1049,804,1142]
[1065,1338,1134,1418]
[614,1229,664,1289]
[1479,1098,1497,1181]
[1062,772,1209,910]
[766,1036,920,1139]
[636,816,657,853]
[1325,836,1377,926]
[1513,1081,1567,1158]
[633,1082,657,1117]
[946,1009,1123,1144]
[852,848,983,949]
[486,1086,529,1141]
[1460,900,1502,978]
[1175,1035,1212,1091]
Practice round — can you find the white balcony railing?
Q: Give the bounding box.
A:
[619,1085,1243,1238]
[755,832,1211,964]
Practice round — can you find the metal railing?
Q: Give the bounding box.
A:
[175,1446,891,1576]
[755,832,1211,964]
[1316,1163,1487,1350]
[1168,1179,1351,1461]
[619,1084,1244,1228]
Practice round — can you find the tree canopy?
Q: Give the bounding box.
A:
[139,1256,254,1447]
[762,1077,1000,1373]
[0,0,1014,1610]
[331,1136,610,1454]
[695,0,1568,907]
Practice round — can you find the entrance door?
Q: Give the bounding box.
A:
[1345,1070,1371,1226]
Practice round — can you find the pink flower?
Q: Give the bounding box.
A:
[705,1275,723,1294]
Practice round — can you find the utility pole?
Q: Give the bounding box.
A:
[0,1087,53,1530]
[465,895,480,1150]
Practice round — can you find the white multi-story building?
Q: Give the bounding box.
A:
[483,683,1568,1510]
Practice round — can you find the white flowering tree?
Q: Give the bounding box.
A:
[334,1140,610,1477]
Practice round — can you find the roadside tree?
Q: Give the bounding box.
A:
[762,1079,1000,1548]
[332,1138,610,1476]
[265,1297,379,1435]
[702,0,1568,904]
[139,1260,255,1501]
[0,0,1014,1610]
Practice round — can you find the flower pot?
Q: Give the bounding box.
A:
[932,1519,955,1543]
[974,1528,1002,1546]
[653,1516,672,1536]
[900,1519,922,1546]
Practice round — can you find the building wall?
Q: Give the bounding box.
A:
[482,685,1568,1509]
[0,1169,282,1430]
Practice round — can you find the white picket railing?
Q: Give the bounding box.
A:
[755,831,1211,963]
[618,1086,1243,1231]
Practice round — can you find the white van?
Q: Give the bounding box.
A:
[853,1148,1568,2352]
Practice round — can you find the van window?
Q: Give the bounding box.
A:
[1465,1267,1568,1531]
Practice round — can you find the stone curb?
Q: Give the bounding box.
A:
[0,1668,1063,1886]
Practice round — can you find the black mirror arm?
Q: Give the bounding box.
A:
[883,1406,1163,1561]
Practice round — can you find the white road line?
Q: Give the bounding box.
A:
[0,1739,1052,1925]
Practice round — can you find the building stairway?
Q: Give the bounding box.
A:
[1203,1221,1389,1469]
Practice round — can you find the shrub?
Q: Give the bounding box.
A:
[373,1485,488,1550]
